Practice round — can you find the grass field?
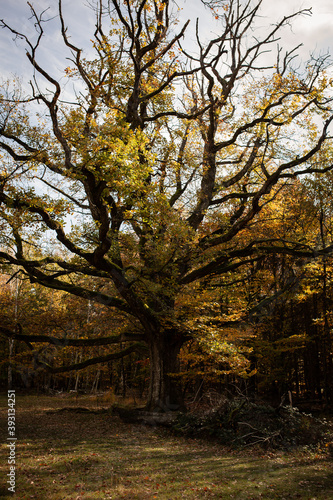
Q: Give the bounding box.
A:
[0,393,332,499]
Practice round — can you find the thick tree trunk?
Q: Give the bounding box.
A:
[146,331,185,412]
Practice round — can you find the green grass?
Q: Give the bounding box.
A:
[0,393,332,499]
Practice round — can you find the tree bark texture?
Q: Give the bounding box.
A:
[146,331,184,412]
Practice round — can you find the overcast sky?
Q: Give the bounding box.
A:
[0,0,332,83]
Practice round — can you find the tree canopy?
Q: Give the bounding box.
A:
[1,0,333,410]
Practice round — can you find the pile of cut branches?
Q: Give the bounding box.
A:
[173,397,332,450]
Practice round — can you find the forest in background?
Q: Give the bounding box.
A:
[0,0,333,412]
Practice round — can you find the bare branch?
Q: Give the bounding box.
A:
[37,343,146,373]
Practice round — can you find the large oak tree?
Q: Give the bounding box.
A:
[1,0,333,410]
